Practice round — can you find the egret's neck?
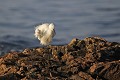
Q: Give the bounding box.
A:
[49,23,54,30]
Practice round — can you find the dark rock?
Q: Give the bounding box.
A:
[90,61,120,80]
[0,37,119,80]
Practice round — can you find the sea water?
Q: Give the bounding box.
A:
[0,0,120,55]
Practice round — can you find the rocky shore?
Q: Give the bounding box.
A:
[0,37,120,80]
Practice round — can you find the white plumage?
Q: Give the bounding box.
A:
[34,23,56,45]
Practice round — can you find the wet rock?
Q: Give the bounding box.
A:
[90,61,120,80]
[0,37,119,80]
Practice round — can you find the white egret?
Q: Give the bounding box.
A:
[34,23,56,46]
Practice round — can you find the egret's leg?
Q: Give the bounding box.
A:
[46,44,51,48]
[42,45,47,49]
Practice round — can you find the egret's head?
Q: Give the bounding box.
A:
[49,23,54,30]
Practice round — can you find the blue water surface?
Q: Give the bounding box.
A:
[0,0,120,55]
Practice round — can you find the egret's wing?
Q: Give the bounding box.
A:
[34,28,43,39]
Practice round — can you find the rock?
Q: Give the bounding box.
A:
[0,37,120,80]
[90,61,120,80]
[78,71,95,80]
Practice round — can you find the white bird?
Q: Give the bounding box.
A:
[34,23,56,46]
